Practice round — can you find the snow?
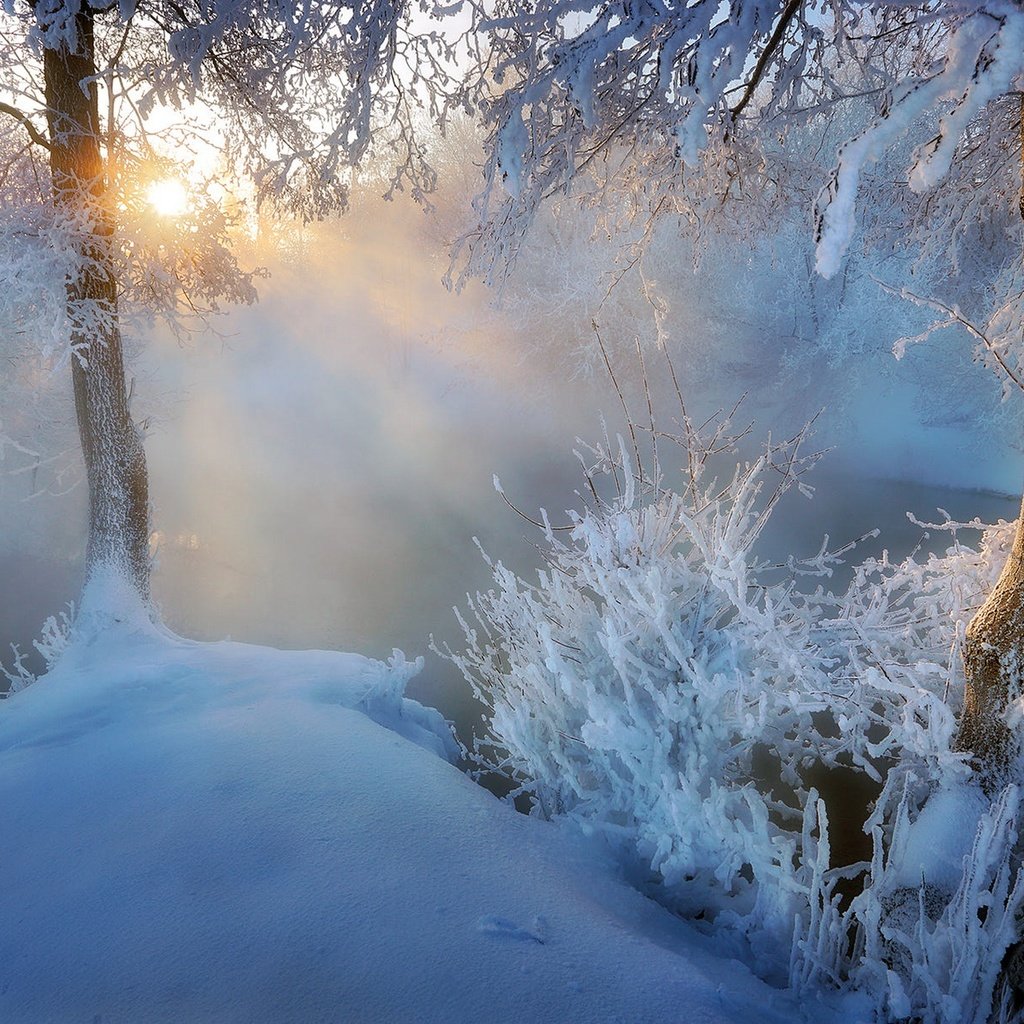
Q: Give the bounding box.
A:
[889,782,990,892]
[0,621,836,1024]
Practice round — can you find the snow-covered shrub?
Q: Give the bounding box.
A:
[0,645,37,695]
[440,406,857,971]
[1,603,74,696]
[791,517,1024,1020]
[440,396,1024,1017]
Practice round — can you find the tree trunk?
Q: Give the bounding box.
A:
[955,495,1024,787]
[42,10,150,604]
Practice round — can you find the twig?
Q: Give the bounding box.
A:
[0,101,50,150]
[874,277,1024,396]
[730,0,804,119]
[496,487,575,532]
[592,319,642,490]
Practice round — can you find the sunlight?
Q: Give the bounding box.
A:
[146,178,189,218]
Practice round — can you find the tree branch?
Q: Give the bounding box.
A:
[876,278,1024,396]
[730,0,804,120]
[0,101,51,150]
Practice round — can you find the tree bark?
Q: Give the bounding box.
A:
[42,10,150,603]
[955,495,1024,787]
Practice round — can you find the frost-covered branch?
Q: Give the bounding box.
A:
[0,100,50,150]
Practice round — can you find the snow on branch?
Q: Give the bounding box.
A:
[451,0,839,284]
[815,0,1024,277]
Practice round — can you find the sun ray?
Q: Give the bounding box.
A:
[146,178,189,218]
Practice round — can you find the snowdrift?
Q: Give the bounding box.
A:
[0,622,827,1023]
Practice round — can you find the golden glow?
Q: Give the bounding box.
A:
[146,178,190,218]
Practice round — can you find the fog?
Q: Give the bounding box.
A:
[2,194,1021,743]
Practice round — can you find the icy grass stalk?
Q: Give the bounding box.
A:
[441,405,1024,1019]
[0,602,74,695]
[830,776,1024,1024]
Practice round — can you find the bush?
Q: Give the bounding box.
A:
[439,400,1024,1019]
[1,603,74,696]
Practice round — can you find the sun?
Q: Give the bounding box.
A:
[146,178,190,218]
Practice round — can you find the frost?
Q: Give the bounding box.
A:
[497,112,529,198]
[1,603,74,695]
[440,403,1024,1019]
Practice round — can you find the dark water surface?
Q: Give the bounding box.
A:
[2,475,1017,747]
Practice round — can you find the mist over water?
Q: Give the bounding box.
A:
[2,197,1021,744]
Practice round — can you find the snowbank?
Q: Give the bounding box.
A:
[1,623,835,1023]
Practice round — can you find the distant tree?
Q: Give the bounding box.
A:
[0,1,452,612]
[456,0,1024,781]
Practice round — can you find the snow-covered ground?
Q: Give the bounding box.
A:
[0,616,840,1024]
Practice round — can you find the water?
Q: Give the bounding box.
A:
[2,465,1015,874]
[2,468,1017,728]
[2,207,1020,759]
